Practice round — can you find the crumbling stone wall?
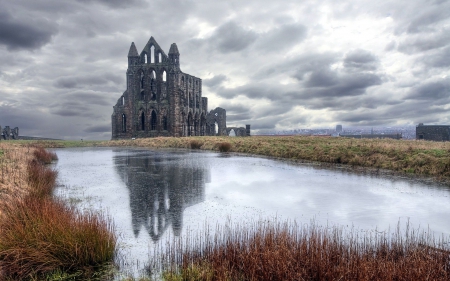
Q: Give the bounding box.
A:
[1,126,19,140]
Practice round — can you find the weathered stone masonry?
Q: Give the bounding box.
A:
[111,37,250,139]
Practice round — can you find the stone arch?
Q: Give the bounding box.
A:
[187,112,193,136]
[181,111,186,136]
[140,111,145,131]
[194,112,199,136]
[150,110,157,131]
[206,107,227,136]
[200,113,206,136]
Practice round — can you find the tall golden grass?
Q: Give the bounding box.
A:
[160,221,450,281]
[0,143,117,280]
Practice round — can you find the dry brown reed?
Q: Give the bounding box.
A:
[160,221,450,281]
[217,142,232,152]
[190,140,203,149]
[32,146,58,164]
[0,196,116,280]
[27,159,58,198]
[0,144,117,280]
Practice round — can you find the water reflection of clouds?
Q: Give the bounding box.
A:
[206,156,450,235]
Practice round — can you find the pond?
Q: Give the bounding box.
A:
[54,147,450,277]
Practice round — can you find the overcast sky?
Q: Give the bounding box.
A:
[0,0,449,139]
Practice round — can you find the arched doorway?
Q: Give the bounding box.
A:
[151,110,157,130]
[187,113,193,136]
[140,112,145,131]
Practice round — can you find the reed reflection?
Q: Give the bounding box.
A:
[114,151,208,242]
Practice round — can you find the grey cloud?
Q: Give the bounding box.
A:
[384,41,396,52]
[304,69,338,87]
[405,6,450,34]
[227,113,252,122]
[84,124,110,133]
[301,72,382,98]
[220,104,250,114]
[203,74,228,88]
[63,91,112,106]
[51,109,82,117]
[419,46,450,68]
[0,10,58,51]
[76,0,146,8]
[256,23,307,52]
[343,49,378,71]
[54,73,123,89]
[398,30,450,54]
[210,21,258,53]
[406,78,450,100]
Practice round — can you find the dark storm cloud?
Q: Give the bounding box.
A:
[406,78,450,101]
[84,124,110,133]
[343,49,378,71]
[0,10,58,51]
[209,21,258,53]
[203,74,228,88]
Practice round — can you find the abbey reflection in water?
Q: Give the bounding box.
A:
[113,150,209,242]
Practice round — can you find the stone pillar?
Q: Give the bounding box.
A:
[246,124,251,136]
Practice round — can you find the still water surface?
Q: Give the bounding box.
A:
[54,147,450,275]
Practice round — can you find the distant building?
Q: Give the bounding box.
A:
[336,124,342,133]
[416,123,450,141]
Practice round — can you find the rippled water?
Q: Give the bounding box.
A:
[54,147,450,276]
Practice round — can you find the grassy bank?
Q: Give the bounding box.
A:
[104,136,450,180]
[0,143,117,280]
[160,221,450,281]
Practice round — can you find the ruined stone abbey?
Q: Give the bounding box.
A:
[111,37,250,139]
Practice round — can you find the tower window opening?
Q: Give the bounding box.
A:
[122,96,125,105]
[159,53,162,63]
[162,70,166,82]
[122,114,126,132]
[150,46,154,63]
[144,54,147,63]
